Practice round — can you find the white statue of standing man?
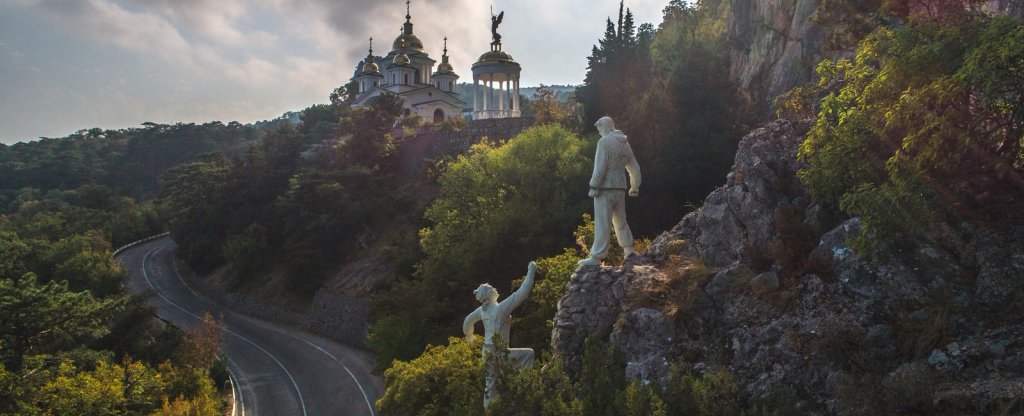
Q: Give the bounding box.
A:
[579,116,641,267]
[464,261,537,408]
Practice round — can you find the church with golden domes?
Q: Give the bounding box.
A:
[350,1,463,124]
[350,1,523,123]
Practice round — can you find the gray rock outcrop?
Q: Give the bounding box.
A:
[985,0,1024,18]
[728,0,830,113]
[552,119,1024,414]
[728,0,1024,115]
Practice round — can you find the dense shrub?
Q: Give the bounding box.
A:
[798,13,1024,257]
[377,335,800,416]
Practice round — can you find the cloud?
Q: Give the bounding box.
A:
[34,0,198,66]
[123,0,283,48]
[0,0,671,143]
[126,0,244,41]
[225,56,282,88]
[0,41,25,62]
[27,0,306,89]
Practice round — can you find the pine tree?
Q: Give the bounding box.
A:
[622,8,637,48]
[577,3,650,127]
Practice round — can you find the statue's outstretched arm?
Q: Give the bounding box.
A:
[463,307,482,341]
[500,262,537,313]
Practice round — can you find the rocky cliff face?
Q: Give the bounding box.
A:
[728,0,830,113]
[552,119,1024,414]
[984,0,1023,17]
[728,0,1024,114]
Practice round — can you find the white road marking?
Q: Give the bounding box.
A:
[141,247,308,416]
[227,357,246,416]
[169,240,378,416]
[285,333,376,416]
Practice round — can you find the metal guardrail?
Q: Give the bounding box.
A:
[110,231,243,414]
[111,232,171,257]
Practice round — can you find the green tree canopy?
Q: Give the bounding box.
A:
[0,203,224,415]
[376,337,484,416]
[0,273,121,371]
[369,125,590,367]
[798,13,1024,256]
[418,124,590,310]
[162,154,233,270]
[342,93,404,168]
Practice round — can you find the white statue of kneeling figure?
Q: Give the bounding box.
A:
[463,261,537,408]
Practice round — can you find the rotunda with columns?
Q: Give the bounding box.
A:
[471,12,521,120]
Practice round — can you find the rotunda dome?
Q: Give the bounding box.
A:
[477,49,515,63]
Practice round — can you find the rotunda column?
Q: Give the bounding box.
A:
[474,75,480,113]
[513,77,520,112]
[499,80,505,112]
[487,73,494,113]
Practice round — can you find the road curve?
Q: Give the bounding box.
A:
[117,236,383,416]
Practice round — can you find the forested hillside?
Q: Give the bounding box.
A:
[1,191,227,414]
[0,122,260,203]
[162,94,413,293]
[0,113,306,414]
[0,121,266,246]
[4,0,1022,413]
[375,0,1024,414]
[143,2,774,405]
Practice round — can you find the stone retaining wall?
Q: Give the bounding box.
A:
[170,252,370,347]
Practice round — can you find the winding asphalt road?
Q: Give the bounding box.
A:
[117,236,383,416]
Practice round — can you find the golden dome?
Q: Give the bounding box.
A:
[434,37,454,74]
[477,49,515,63]
[392,33,424,52]
[360,38,381,74]
[363,59,380,73]
[393,1,424,52]
[392,36,412,66]
[393,52,411,66]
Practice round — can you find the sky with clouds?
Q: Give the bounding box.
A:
[0,0,668,144]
